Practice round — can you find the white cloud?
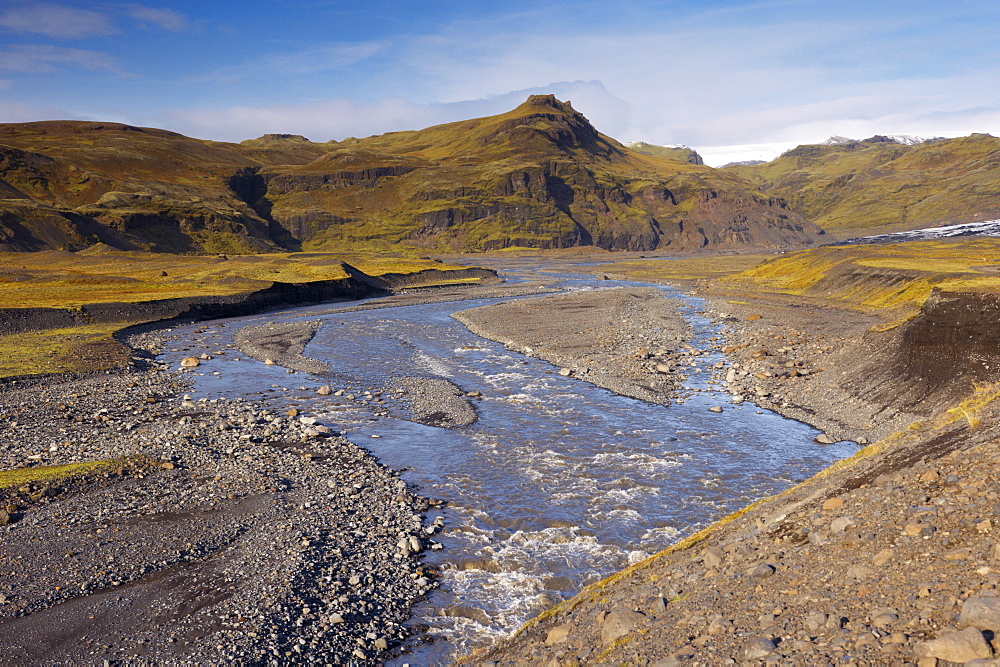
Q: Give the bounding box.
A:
[0,99,80,122]
[123,4,188,32]
[0,2,116,39]
[158,80,628,143]
[0,44,126,75]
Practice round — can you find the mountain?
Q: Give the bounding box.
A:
[624,141,704,165]
[727,133,1000,234]
[0,96,823,253]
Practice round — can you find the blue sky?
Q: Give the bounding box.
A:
[2,1,1000,164]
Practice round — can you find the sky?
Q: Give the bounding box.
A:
[2,1,1000,166]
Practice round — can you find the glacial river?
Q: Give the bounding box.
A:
[160,263,856,663]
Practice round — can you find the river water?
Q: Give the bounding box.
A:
[160,263,855,663]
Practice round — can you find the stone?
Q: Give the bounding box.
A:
[814,433,836,444]
[707,615,733,634]
[822,497,845,511]
[180,357,200,368]
[316,385,332,396]
[0,510,9,526]
[960,596,1000,631]
[871,612,899,629]
[286,408,299,417]
[904,522,936,538]
[749,563,776,580]
[830,516,856,533]
[655,363,672,373]
[743,637,775,659]
[409,535,422,553]
[846,564,876,581]
[919,469,940,483]
[916,627,991,662]
[708,406,723,413]
[804,612,828,633]
[601,610,646,645]
[702,546,725,569]
[545,623,574,645]
[558,368,573,377]
[873,548,895,566]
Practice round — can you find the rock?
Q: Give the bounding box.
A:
[749,563,776,580]
[0,510,9,526]
[655,363,672,373]
[708,406,723,413]
[871,612,899,629]
[286,408,299,417]
[701,546,725,569]
[919,469,940,483]
[916,627,992,662]
[846,564,876,581]
[873,548,895,566]
[904,522,936,537]
[830,516,856,533]
[743,637,775,659]
[316,385,332,396]
[264,358,275,365]
[814,433,836,444]
[822,497,845,511]
[443,605,491,625]
[558,368,573,377]
[804,612,828,633]
[601,610,647,645]
[545,622,574,645]
[409,535,422,553]
[960,596,1000,631]
[180,357,200,368]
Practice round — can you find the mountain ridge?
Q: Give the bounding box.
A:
[0,96,822,253]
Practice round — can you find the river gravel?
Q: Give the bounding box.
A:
[0,330,437,664]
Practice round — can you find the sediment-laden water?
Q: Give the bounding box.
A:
[160,265,856,663]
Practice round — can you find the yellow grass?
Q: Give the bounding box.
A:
[0,249,479,378]
[0,459,120,489]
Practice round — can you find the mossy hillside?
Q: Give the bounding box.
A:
[263,101,822,253]
[0,121,341,253]
[0,98,823,253]
[728,134,1000,233]
[626,141,704,165]
[720,237,1000,320]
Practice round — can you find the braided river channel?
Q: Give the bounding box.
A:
[160,262,856,663]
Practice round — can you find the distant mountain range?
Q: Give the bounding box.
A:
[0,96,821,253]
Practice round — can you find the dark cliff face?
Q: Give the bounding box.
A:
[0,99,822,253]
[846,289,1000,415]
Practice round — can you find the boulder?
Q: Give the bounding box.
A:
[960,596,1000,631]
[916,627,991,663]
[601,610,647,645]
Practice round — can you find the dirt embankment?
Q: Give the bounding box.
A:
[454,287,692,405]
[0,265,499,337]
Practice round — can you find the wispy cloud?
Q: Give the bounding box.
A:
[158,80,624,143]
[123,4,188,32]
[0,2,116,39]
[0,44,126,75]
